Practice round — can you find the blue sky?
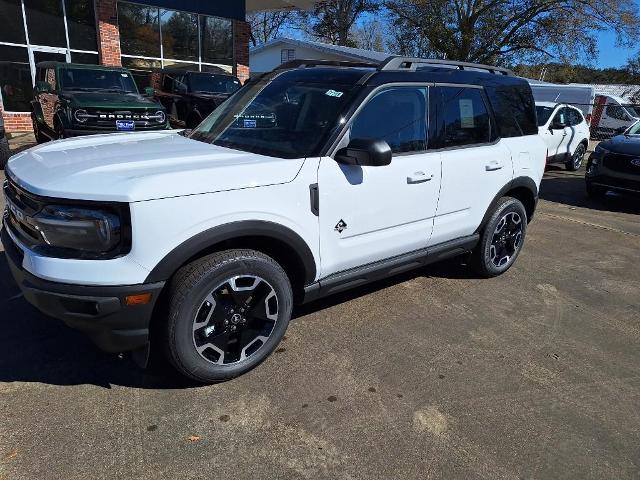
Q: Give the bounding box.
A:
[596,30,638,68]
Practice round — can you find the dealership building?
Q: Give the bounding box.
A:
[0,0,310,133]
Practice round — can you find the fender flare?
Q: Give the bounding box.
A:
[144,220,317,285]
[475,176,539,234]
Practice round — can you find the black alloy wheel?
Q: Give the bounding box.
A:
[567,143,586,171]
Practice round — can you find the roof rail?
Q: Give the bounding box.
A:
[276,59,379,71]
[379,56,514,76]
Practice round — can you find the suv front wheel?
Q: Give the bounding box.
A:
[472,197,528,277]
[566,143,586,171]
[164,249,293,383]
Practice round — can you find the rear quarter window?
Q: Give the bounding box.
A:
[485,84,538,137]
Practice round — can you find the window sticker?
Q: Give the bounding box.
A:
[325,89,343,98]
[459,99,475,128]
[121,73,129,77]
[243,119,257,128]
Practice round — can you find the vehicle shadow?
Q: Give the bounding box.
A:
[540,168,640,215]
[0,250,474,388]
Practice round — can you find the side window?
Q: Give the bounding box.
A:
[440,87,492,147]
[350,87,427,154]
[45,68,56,90]
[173,74,187,94]
[568,108,583,126]
[606,104,628,121]
[161,75,173,92]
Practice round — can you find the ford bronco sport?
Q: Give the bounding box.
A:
[31,62,168,141]
[3,57,545,383]
[154,69,241,129]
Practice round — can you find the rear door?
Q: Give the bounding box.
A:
[429,85,513,246]
[548,107,569,159]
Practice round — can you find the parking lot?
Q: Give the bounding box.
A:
[0,143,639,479]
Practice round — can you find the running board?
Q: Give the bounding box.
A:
[302,234,479,303]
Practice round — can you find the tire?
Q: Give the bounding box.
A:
[32,114,48,144]
[586,182,606,199]
[566,143,586,171]
[472,197,528,278]
[0,137,10,170]
[164,249,293,383]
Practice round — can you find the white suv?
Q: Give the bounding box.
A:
[536,102,590,170]
[2,57,545,382]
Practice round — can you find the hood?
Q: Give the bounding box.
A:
[6,131,305,203]
[601,134,640,156]
[61,91,161,110]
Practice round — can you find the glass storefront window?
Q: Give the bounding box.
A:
[70,52,99,65]
[0,0,27,44]
[160,9,198,62]
[64,0,97,51]
[0,45,31,112]
[118,3,161,58]
[121,57,161,89]
[162,60,199,71]
[24,0,67,47]
[201,16,233,66]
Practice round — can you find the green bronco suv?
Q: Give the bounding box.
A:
[31,62,168,142]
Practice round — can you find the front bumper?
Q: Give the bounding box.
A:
[64,125,169,137]
[1,226,165,353]
[586,155,640,194]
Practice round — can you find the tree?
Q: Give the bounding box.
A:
[247,11,294,47]
[384,0,640,65]
[626,52,640,76]
[298,0,381,46]
[352,19,386,51]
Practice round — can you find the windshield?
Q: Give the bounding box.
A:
[536,105,555,126]
[625,105,640,118]
[60,68,138,93]
[626,121,640,135]
[190,79,357,159]
[189,74,241,94]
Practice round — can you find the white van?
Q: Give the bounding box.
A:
[529,83,595,124]
[591,94,640,138]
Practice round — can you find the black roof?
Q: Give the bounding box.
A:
[158,68,237,78]
[262,56,528,90]
[35,61,128,71]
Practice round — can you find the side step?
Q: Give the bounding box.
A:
[302,234,479,303]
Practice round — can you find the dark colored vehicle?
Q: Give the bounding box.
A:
[0,115,10,169]
[586,121,640,197]
[154,70,241,129]
[31,62,168,142]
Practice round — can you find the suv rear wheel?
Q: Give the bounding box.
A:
[472,197,527,277]
[566,143,586,171]
[31,114,49,144]
[164,249,293,383]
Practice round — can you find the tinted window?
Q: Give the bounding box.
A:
[536,105,555,126]
[65,0,97,51]
[0,45,31,112]
[567,108,583,126]
[70,52,99,65]
[485,84,537,137]
[351,87,427,154]
[552,108,567,127]
[118,3,160,57]
[162,60,199,71]
[160,9,198,61]
[59,68,138,93]
[440,87,491,147]
[189,73,241,94]
[24,0,66,47]
[121,57,160,90]
[200,16,233,66]
[0,0,27,44]
[606,104,629,121]
[191,80,357,159]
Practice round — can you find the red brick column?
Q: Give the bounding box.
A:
[1,104,33,133]
[233,20,250,84]
[95,0,122,66]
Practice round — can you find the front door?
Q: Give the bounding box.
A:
[31,48,67,133]
[318,86,442,277]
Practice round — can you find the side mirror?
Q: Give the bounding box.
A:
[550,121,566,130]
[34,81,52,94]
[144,86,155,97]
[335,138,392,167]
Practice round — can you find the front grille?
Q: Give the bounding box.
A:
[3,179,46,246]
[75,109,165,128]
[603,153,640,174]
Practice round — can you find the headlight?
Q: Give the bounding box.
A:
[31,204,127,257]
[74,109,89,123]
[155,110,166,123]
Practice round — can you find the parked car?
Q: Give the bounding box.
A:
[2,57,545,383]
[154,69,241,129]
[590,94,640,139]
[0,115,9,170]
[31,62,168,142]
[536,102,590,170]
[586,120,640,198]
[529,82,595,124]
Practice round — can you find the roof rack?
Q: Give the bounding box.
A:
[276,59,379,71]
[379,56,514,76]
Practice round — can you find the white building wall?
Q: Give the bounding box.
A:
[250,44,351,74]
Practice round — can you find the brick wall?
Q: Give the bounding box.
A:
[234,20,250,84]
[95,0,121,67]
[1,111,32,132]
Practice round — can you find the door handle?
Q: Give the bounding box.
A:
[485,161,504,171]
[407,171,433,184]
